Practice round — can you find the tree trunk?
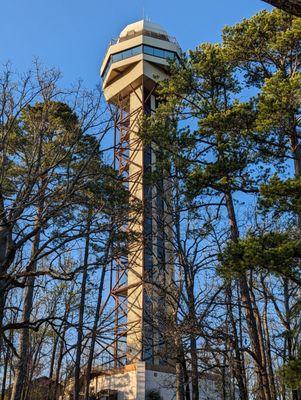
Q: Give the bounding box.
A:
[23,325,47,400]
[0,192,13,356]
[283,279,299,400]
[289,126,301,400]
[11,227,41,400]
[74,213,91,400]
[1,336,10,400]
[225,191,271,400]
[190,333,199,400]
[249,280,273,397]
[185,279,199,400]
[84,248,108,400]
[175,335,185,400]
[54,321,69,400]
[225,284,248,400]
[179,343,190,400]
[46,334,59,400]
[261,280,277,399]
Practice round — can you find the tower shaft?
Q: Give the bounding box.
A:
[114,84,169,365]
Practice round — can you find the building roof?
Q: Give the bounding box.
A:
[119,19,168,39]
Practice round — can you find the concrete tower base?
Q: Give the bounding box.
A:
[90,362,221,400]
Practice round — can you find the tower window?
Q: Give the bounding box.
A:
[102,45,178,80]
[153,48,164,58]
[143,45,154,56]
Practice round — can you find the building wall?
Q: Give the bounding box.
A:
[145,369,176,399]
[145,370,222,400]
[91,363,222,400]
[92,369,138,400]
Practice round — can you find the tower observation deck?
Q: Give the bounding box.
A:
[100,19,180,369]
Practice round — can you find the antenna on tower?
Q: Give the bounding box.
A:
[142,9,151,22]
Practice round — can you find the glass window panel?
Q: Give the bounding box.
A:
[102,57,112,79]
[145,215,152,231]
[112,52,122,62]
[145,253,153,269]
[144,146,151,166]
[131,45,142,56]
[122,49,133,59]
[144,45,154,56]
[109,46,176,71]
[153,48,164,58]
[165,51,175,60]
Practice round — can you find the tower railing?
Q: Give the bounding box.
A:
[108,30,180,48]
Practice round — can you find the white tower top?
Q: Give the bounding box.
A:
[119,19,168,39]
[101,19,180,102]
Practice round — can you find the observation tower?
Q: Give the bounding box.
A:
[88,19,222,400]
[92,20,181,399]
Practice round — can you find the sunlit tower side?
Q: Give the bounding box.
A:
[100,20,181,367]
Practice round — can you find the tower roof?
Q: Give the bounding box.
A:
[119,19,168,40]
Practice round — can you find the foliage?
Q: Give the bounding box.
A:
[278,357,301,390]
[218,232,301,284]
[260,174,301,215]
[223,9,301,86]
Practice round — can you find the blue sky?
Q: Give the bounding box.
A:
[1,0,272,88]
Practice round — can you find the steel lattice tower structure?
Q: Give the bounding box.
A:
[100,20,181,368]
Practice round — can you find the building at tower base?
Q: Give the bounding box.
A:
[89,362,222,400]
